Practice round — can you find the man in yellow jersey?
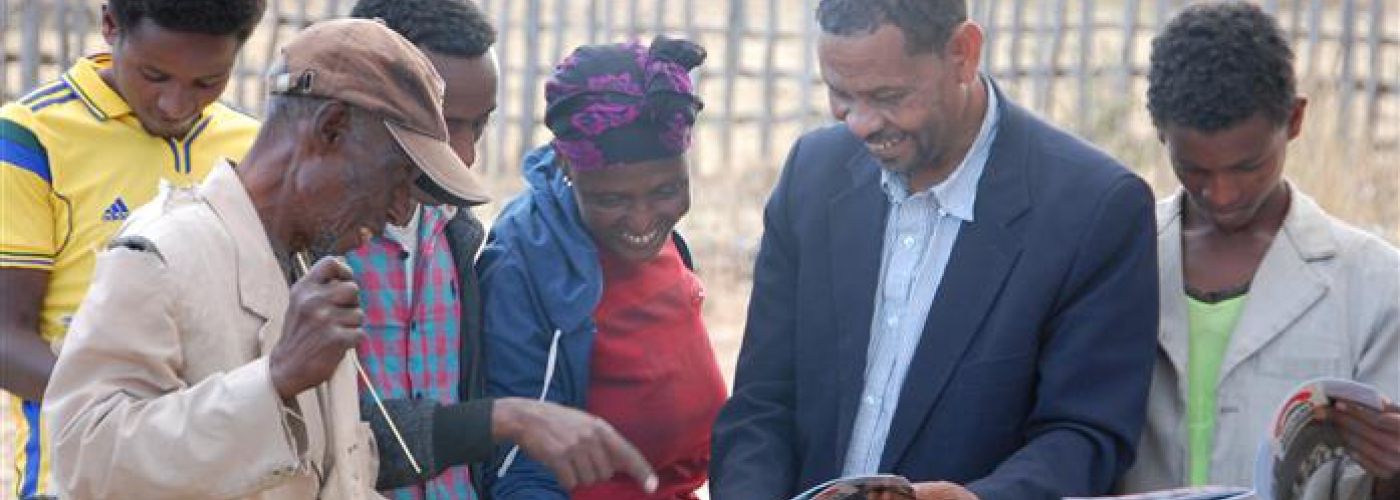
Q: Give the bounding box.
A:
[0,1,264,497]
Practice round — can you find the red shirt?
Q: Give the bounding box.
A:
[573,240,728,500]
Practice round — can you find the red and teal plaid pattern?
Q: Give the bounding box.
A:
[347,207,473,500]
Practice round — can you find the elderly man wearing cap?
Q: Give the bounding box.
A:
[42,18,653,499]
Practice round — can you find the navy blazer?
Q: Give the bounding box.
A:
[711,90,1159,500]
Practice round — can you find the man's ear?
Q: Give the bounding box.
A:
[307,100,353,155]
[101,4,119,47]
[944,20,985,85]
[1286,96,1308,141]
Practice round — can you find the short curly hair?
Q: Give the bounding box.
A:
[351,0,496,58]
[108,0,265,42]
[1147,1,1296,132]
[816,0,967,54]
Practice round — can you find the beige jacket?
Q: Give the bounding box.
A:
[1122,186,1399,495]
[44,162,382,499]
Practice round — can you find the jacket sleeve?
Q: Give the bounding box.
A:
[478,250,571,500]
[0,105,58,271]
[1354,237,1400,401]
[44,246,306,499]
[368,396,495,490]
[710,136,806,499]
[967,174,1160,499]
[1340,238,1400,500]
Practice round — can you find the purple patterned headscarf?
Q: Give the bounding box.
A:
[545,36,706,172]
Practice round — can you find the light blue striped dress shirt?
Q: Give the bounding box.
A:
[841,81,1000,475]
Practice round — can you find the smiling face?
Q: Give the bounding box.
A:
[101,15,242,138]
[818,21,982,190]
[1163,102,1303,232]
[566,156,691,263]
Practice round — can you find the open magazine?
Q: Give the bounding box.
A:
[790,474,915,500]
[1066,378,1387,500]
[1065,487,1252,500]
[1253,378,1384,500]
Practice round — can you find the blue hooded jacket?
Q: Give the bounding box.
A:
[477,145,691,499]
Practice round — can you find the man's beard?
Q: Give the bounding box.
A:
[307,227,344,259]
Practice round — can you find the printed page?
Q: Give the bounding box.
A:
[790,474,915,500]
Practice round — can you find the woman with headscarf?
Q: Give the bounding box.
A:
[478,37,725,500]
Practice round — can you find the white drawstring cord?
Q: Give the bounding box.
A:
[498,328,564,477]
[294,253,422,475]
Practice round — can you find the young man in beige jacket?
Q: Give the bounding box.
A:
[1123,3,1399,498]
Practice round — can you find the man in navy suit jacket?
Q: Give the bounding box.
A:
[710,1,1159,499]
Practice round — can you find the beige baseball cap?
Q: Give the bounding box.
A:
[269,18,489,206]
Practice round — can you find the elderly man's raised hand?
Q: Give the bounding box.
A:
[270,257,366,400]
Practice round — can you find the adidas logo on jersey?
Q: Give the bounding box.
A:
[102,197,131,222]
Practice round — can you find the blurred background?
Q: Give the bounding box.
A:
[3,0,1397,495]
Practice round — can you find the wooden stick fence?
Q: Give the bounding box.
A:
[4,0,1397,174]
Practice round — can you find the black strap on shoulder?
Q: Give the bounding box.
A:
[672,231,695,271]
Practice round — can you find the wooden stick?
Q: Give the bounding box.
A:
[294,252,422,476]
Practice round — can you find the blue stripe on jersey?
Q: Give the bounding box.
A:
[182,116,214,173]
[29,91,78,112]
[20,400,41,499]
[0,137,52,184]
[164,138,180,175]
[19,81,69,105]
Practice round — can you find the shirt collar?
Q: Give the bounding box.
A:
[880,74,999,223]
[63,54,132,120]
[383,203,420,246]
[383,204,456,248]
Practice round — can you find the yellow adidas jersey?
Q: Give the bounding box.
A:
[1,54,259,345]
[0,54,259,498]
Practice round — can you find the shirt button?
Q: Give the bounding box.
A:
[902,235,915,248]
[864,395,878,405]
[886,316,898,327]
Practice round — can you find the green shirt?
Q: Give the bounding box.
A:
[1186,293,1248,485]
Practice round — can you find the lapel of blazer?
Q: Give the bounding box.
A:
[200,161,327,469]
[1157,191,1191,402]
[829,144,891,466]
[200,162,288,349]
[881,91,1030,469]
[1218,186,1334,382]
